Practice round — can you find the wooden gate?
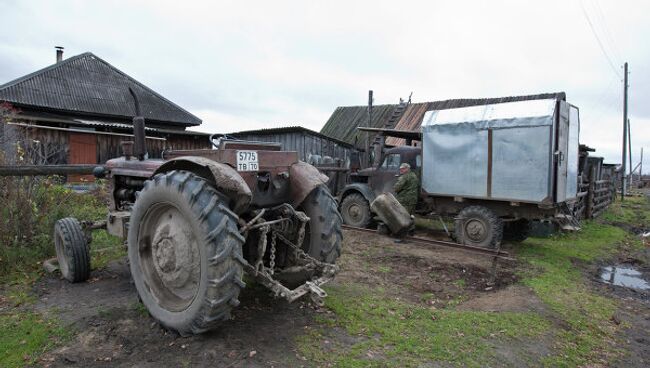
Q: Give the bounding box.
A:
[68,133,97,182]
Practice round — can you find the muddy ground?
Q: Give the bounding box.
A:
[591,246,650,368]
[32,218,650,367]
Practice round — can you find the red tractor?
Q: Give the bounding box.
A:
[53,90,342,335]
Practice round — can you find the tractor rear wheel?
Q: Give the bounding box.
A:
[302,186,343,263]
[277,185,342,287]
[454,206,503,249]
[128,170,245,335]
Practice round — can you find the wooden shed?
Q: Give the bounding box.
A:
[226,126,355,165]
[320,92,567,150]
[0,51,211,181]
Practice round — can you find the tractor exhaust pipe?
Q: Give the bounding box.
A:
[129,87,147,161]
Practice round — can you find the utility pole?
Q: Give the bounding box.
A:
[641,147,644,178]
[366,90,373,168]
[621,62,628,200]
[628,119,632,189]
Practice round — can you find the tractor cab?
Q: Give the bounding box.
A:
[351,145,421,198]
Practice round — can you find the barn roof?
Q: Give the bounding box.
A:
[320,92,566,147]
[0,52,201,127]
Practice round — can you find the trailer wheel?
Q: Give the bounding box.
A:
[128,170,245,336]
[54,217,91,283]
[454,206,503,249]
[340,193,371,228]
[277,185,343,287]
[503,219,531,242]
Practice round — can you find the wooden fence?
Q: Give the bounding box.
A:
[586,179,614,218]
[574,170,615,220]
[574,182,589,221]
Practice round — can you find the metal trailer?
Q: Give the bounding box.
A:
[417,98,581,247]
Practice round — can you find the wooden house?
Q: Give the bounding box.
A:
[0,50,211,181]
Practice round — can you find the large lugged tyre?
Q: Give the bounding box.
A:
[301,185,343,263]
[454,206,503,249]
[54,217,91,283]
[128,170,245,335]
[277,185,343,287]
[503,219,531,243]
[340,193,371,228]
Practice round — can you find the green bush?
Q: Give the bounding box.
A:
[0,176,109,276]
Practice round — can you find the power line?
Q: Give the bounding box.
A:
[581,72,621,125]
[589,73,619,109]
[579,0,622,78]
[592,0,623,63]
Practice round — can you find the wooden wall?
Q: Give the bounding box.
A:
[96,134,211,162]
[3,125,211,165]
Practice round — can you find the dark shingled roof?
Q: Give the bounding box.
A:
[321,92,566,147]
[0,52,201,127]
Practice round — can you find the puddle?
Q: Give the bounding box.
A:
[600,265,650,290]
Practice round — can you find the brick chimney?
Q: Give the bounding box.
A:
[55,46,64,63]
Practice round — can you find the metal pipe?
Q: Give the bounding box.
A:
[133,116,146,160]
[55,46,64,63]
[6,122,165,141]
[129,87,147,161]
[341,224,514,261]
[0,164,102,176]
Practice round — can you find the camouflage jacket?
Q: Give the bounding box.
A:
[393,171,419,212]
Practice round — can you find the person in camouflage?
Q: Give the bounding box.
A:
[393,163,419,214]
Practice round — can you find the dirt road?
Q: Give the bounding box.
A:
[32,227,518,367]
[32,219,650,367]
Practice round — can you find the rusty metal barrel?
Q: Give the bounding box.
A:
[370,192,413,235]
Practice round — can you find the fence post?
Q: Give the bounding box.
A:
[586,168,595,219]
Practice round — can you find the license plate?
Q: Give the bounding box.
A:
[236,150,259,171]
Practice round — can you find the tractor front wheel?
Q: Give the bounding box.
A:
[54,217,90,283]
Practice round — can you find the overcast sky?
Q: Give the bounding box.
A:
[0,0,648,166]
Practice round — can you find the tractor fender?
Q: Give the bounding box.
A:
[339,183,376,204]
[289,161,330,207]
[154,156,252,214]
